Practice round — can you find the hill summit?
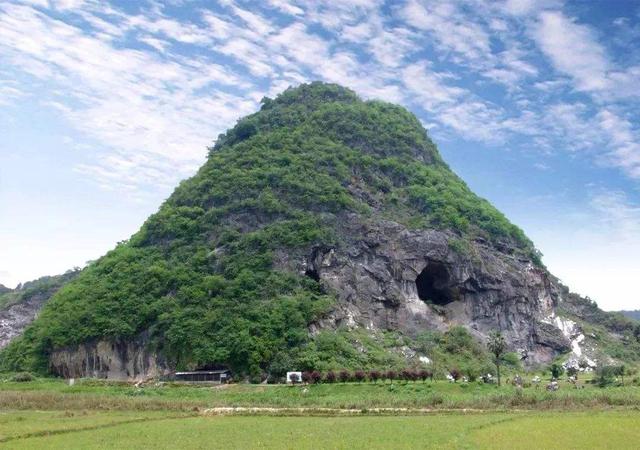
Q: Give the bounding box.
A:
[3,82,639,380]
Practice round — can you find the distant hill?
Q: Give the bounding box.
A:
[0,270,79,348]
[618,310,640,321]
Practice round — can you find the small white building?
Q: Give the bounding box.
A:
[286,371,302,384]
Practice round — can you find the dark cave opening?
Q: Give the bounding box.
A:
[416,262,454,305]
[305,268,320,282]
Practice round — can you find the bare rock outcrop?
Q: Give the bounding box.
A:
[0,295,49,348]
[49,333,169,380]
[284,215,573,366]
[0,271,79,349]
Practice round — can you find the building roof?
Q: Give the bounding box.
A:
[174,370,230,375]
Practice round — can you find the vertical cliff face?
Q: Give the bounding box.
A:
[48,334,168,380]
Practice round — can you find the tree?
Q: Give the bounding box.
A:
[550,363,564,380]
[418,369,433,383]
[616,365,626,384]
[354,370,366,383]
[368,370,381,383]
[596,365,617,387]
[385,370,397,383]
[449,368,461,382]
[566,367,578,379]
[487,330,506,386]
[339,370,351,383]
[289,373,300,385]
[310,371,322,384]
[325,371,336,383]
[301,371,312,384]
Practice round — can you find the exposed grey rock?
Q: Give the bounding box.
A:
[294,214,575,366]
[0,294,49,348]
[49,333,168,380]
[0,271,79,348]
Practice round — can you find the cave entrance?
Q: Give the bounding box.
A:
[305,268,320,282]
[416,262,454,305]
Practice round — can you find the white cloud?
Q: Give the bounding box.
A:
[267,0,304,16]
[401,1,492,67]
[223,1,275,36]
[533,10,640,100]
[597,110,640,179]
[0,3,257,192]
[502,0,561,17]
[533,11,609,92]
[401,63,465,109]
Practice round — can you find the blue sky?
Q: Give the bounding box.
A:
[1,0,639,310]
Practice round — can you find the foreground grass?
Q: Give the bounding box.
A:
[0,410,190,442]
[1,410,639,449]
[1,377,640,411]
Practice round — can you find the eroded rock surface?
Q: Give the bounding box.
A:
[285,215,573,366]
[0,295,48,348]
[0,271,79,349]
[49,333,168,380]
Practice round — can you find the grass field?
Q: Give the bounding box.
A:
[1,377,639,448]
[1,410,639,449]
[2,376,640,411]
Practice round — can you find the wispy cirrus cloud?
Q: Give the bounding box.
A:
[1,0,640,194]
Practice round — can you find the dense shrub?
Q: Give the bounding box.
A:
[550,363,564,380]
[418,369,433,382]
[11,372,35,382]
[449,368,462,382]
[310,371,322,384]
[368,370,381,383]
[385,370,397,382]
[401,369,416,382]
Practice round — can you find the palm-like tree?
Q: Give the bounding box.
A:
[487,331,506,386]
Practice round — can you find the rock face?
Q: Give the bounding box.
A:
[49,334,168,380]
[0,271,78,349]
[289,215,570,366]
[0,294,48,349]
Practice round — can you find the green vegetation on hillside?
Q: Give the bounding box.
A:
[0,82,541,377]
[0,271,79,311]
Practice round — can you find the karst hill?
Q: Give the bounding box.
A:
[2,82,639,380]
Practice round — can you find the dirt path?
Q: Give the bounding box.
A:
[200,406,511,416]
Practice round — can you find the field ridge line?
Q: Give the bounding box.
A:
[0,414,193,444]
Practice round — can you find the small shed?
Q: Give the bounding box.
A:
[173,370,231,383]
